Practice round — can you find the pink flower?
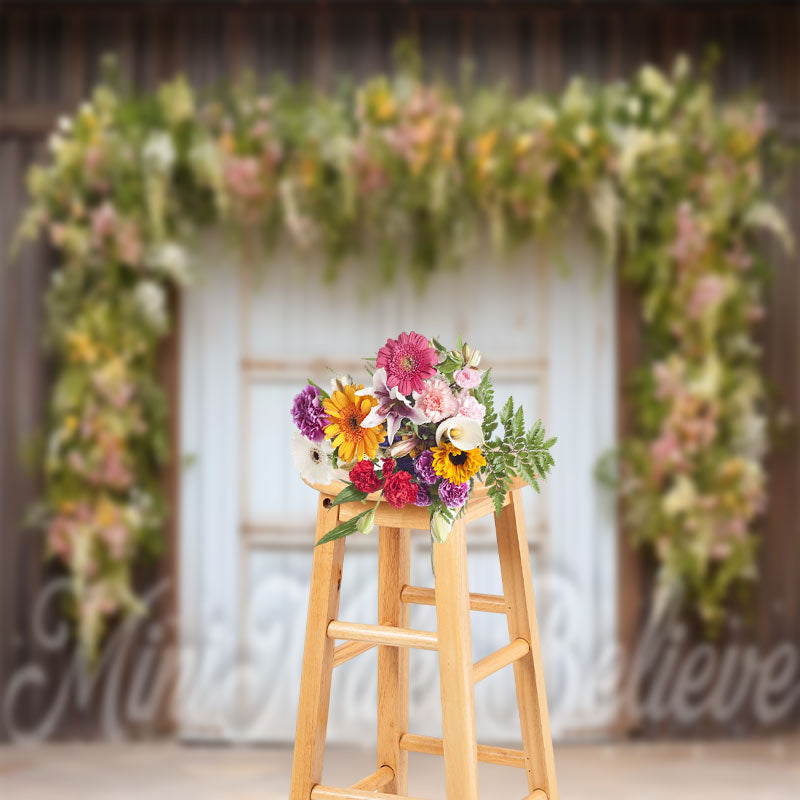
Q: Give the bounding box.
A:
[649,431,685,478]
[457,393,486,423]
[91,201,117,246]
[416,378,458,423]
[376,331,438,396]
[84,145,105,174]
[454,367,482,389]
[653,361,682,401]
[117,221,142,266]
[224,156,263,200]
[688,275,727,319]
[670,202,706,265]
[102,523,131,560]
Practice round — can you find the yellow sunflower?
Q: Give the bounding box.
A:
[323,384,383,463]
[431,443,486,484]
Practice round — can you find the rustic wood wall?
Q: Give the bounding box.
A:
[1,2,798,739]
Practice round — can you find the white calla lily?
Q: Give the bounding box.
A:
[435,415,484,451]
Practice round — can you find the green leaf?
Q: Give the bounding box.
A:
[316,508,374,546]
[306,378,330,399]
[331,483,369,506]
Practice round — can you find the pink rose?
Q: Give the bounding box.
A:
[454,368,482,389]
[457,393,486,423]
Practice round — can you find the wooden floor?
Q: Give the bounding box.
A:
[0,738,798,799]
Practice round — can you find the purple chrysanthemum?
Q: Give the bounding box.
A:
[291,384,329,442]
[414,485,432,507]
[438,479,469,509]
[414,450,437,485]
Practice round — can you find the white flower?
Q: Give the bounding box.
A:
[618,128,655,178]
[688,356,722,401]
[189,138,223,187]
[142,131,176,174]
[626,97,642,119]
[147,242,192,286]
[134,280,167,330]
[435,415,484,451]
[575,123,595,147]
[329,375,354,394]
[48,133,64,155]
[662,475,697,517]
[290,432,336,485]
[639,65,673,104]
[57,115,73,134]
[562,78,591,116]
[735,412,768,461]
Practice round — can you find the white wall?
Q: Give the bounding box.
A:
[178,233,617,743]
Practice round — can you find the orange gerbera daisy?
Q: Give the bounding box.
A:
[323,384,384,462]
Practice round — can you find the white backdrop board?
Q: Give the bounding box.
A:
[178,234,617,742]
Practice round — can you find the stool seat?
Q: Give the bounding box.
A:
[301,476,527,530]
[290,482,558,800]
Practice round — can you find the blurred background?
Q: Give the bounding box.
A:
[0,1,798,799]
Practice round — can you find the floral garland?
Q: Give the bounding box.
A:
[289,334,555,545]
[15,55,791,656]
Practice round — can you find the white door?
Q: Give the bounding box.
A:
[177,232,617,743]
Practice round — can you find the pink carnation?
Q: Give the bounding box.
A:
[454,368,482,389]
[416,378,458,423]
[457,393,486,423]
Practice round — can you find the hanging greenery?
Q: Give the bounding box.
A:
[15,52,792,657]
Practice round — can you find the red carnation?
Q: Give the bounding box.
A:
[381,458,396,479]
[383,470,418,509]
[349,459,384,493]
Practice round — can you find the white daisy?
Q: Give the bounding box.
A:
[290,431,336,485]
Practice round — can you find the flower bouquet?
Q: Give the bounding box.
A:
[290,332,556,545]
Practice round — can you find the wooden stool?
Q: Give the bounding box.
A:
[289,478,558,800]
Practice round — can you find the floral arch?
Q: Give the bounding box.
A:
[16,54,792,657]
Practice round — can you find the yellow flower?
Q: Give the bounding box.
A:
[514,133,533,157]
[66,330,98,364]
[218,133,235,154]
[301,156,316,188]
[431,443,486,484]
[96,497,118,528]
[373,88,396,123]
[476,130,497,159]
[323,384,383,463]
[475,130,498,179]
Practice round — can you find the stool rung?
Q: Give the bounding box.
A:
[399,733,527,768]
[351,765,394,790]
[311,787,429,800]
[400,584,507,614]
[328,620,438,651]
[332,640,376,668]
[525,792,548,800]
[472,637,530,683]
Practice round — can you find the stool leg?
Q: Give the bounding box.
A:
[433,519,480,800]
[377,526,411,794]
[495,490,558,800]
[290,496,346,800]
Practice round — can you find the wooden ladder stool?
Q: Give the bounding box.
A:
[289,477,558,800]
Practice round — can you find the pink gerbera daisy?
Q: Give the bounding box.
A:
[376,331,438,395]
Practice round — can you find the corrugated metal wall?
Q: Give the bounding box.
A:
[1,2,798,738]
